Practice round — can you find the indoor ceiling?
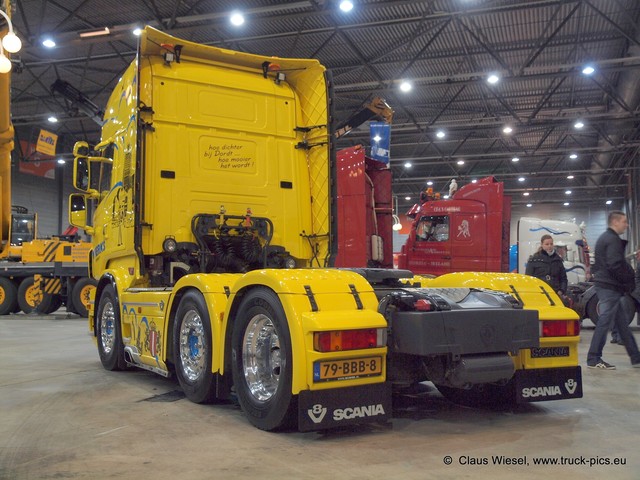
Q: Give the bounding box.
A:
[5,0,640,210]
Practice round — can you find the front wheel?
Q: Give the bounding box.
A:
[231,288,296,431]
[96,284,126,370]
[173,290,217,404]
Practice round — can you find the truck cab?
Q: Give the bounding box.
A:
[397,177,511,275]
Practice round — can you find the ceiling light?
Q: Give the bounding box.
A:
[47,116,58,123]
[404,162,412,168]
[373,135,381,142]
[518,177,525,182]
[526,203,532,208]
[563,202,570,206]
[471,179,477,183]
[565,190,572,195]
[582,65,595,75]
[443,195,450,199]
[78,27,111,38]
[404,196,411,201]
[57,158,66,164]
[133,27,143,36]
[42,38,56,48]
[523,192,530,196]
[339,1,354,12]
[456,160,465,165]
[399,81,412,92]
[569,153,578,159]
[487,74,500,84]
[503,126,513,134]
[567,175,574,179]
[426,181,433,186]
[606,200,612,205]
[574,121,584,129]
[230,12,245,26]
[511,157,520,162]
[436,130,445,138]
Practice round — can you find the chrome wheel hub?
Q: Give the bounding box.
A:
[179,309,206,382]
[242,314,281,402]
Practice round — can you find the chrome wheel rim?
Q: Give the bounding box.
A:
[179,309,206,382]
[242,314,281,402]
[99,300,115,354]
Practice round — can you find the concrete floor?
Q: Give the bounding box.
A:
[1,314,639,480]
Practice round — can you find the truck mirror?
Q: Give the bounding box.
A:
[73,141,90,157]
[69,194,95,236]
[74,157,91,192]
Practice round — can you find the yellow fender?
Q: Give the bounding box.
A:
[199,269,386,394]
[422,271,578,321]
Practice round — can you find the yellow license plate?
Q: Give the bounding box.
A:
[313,356,383,382]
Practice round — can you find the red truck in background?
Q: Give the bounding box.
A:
[396,177,511,275]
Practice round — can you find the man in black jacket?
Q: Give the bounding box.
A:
[587,211,640,369]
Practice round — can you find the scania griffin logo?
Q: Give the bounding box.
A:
[307,403,386,423]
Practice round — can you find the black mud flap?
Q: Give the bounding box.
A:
[515,366,582,403]
[298,382,392,432]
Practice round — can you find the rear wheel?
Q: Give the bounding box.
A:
[71,277,97,317]
[173,290,217,404]
[231,288,296,431]
[585,297,599,325]
[436,382,516,408]
[586,295,634,326]
[0,277,18,315]
[96,284,126,370]
[17,277,54,314]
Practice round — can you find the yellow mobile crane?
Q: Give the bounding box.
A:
[69,28,581,432]
[0,2,95,316]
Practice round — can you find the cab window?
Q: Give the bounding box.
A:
[416,216,449,242]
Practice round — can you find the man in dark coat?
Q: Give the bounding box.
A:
[586,211,640,369]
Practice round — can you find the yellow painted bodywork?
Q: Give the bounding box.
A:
[21,238,91,263]
[83,27,386,395]
[101,268,386,394]
[419,272,580,371]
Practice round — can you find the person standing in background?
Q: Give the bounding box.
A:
[525,234,568,299]
[586,211,640,369]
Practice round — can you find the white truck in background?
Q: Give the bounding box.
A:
[516,217,591,284]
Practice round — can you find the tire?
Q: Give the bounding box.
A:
[96,284,126,370]
[17,277,54,314]
[173,290,217,404]
[585,296,599,325]
[0,277,18,315]
[586,295,634,327]
[41,295,63,314]
[71,277,98,318]
[436,382,516,409]
[231,288,296,431]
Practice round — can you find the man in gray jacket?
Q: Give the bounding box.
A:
[587,211,640,369]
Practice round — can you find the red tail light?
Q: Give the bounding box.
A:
[314,328,386,352]
[541,320,580,337]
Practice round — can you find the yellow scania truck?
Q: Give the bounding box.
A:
[68,27,581,432]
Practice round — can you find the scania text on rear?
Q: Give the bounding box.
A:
[69,28,581,432]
